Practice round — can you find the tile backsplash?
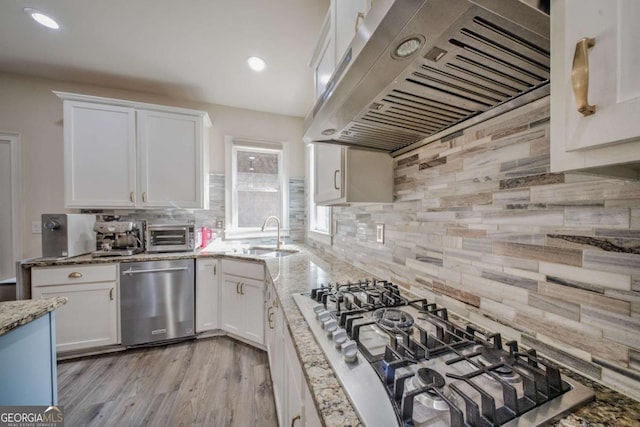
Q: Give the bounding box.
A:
[309,96,640,400]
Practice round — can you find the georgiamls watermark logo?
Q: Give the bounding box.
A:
[0,405,64,427]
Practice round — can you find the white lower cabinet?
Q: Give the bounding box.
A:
[31,264,118,353]
[266,283,285,423]
[266,282,321,427]
[284,328,304,427]
[195,258,219,332]
[220,259,265,345]
[303,383,322,427]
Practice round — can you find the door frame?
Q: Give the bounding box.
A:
[0,132,22,278]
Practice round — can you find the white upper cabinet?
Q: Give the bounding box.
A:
[314,142,344,203]
[314,143,393,206]
[310,0,371,101]
[56,92,211,208]
[551,0,640,179]
[333,0,370,65]
[63,102,137,208]
[137,110,205,208]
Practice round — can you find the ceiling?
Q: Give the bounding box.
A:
[0,0,329,117]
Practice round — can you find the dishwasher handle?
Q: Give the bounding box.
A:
[122,266,190,275]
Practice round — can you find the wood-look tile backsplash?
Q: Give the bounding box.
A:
[311,96,640,400]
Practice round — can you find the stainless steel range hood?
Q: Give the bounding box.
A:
[304,0,550,154]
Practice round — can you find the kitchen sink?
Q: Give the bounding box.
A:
[242,247,298,258]
[241,248,274,256]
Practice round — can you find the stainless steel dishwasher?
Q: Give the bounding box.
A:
[120,259,195,346]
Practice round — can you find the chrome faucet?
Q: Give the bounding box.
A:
[260,216,282,250]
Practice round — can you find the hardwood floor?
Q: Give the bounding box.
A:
[57,337,278,427]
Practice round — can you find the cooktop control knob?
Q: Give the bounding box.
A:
[323,318,338,333]
[333,329,347,348]
[341,340,358,363]
[317,311,331,323]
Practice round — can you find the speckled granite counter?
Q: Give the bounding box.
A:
[257,245,640,427]
[0,297,67,336]
[17,246,640,426]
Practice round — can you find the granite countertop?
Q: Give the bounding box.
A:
[258,245,640,427]
[18,245,640,426]
[0,297,67,336]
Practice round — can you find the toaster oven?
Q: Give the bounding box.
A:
[145,223,195,253]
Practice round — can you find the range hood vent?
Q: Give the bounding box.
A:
[304,0,550,154]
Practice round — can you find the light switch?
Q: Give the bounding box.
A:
[32,220,42,234]
[376,224,384,244]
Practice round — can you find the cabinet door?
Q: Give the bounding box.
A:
[551,0,640,176]
[220,275,244,336]
[241,278,265,345]
[303,382,322,427]
[314,143,344,204]
[284,328,303,427]
[333,0,370,64]
[137,110,204,208]
[196,259,219,332]
[32,282,118,352]
[271,304,285,425]
[64,101,136,208]
[312,12,334,101]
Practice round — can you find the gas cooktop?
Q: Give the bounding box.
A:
[293,279,594,427]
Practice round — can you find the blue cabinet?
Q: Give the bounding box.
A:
[0,313,58,405]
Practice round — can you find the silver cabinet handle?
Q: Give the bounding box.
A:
[130,192,135,203]
[572,37,596,116]
[142,192,147,202]
[68,272,82,278]
[213,264,216,275]
[109,288,114,301]
[240,282,245,295]
[333,169,340,190]
[236,281,240,294]
[122,266,189,275]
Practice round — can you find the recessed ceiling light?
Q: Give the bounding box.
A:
[24,8,60,30]
[247,56,266,72]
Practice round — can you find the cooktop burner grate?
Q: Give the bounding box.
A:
[294,279,595,426]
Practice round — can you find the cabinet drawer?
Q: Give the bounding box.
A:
[32,264,117,287]
[222,259,264,280]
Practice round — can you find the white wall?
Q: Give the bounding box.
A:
[0,72,306,258]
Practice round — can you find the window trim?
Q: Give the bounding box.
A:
[225,136,289,239]
[307,143,332,245]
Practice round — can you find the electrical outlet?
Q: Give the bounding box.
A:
[215,220,223,229]
[376,224,385,244]
[32,221,42,234]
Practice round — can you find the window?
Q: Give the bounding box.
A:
[225,137,289,237]
[308,144,332,242]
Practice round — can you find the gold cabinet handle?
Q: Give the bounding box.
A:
[267,307,274,329]
[354,11,365,32]
[142,192,147,202]
[290,415,301,427]
[109,288,114,301]
[240,282,245,295]
[68,272,82,279]
[571,37,596,116]
[333,169,340,190]
[130,192,135,203]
